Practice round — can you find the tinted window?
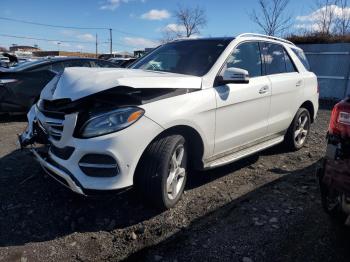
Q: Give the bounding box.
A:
[30,64,53,72]
[63,60,91,68]
[291,48,310,71]
[131,39,231,76]
[263,43,286,75]
[94,60,116,68]
[223,42,262,77]
[51,62,64,73]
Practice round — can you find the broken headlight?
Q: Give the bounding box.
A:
[80,107,144,138]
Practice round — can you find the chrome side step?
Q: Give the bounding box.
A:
[204,136,284,169]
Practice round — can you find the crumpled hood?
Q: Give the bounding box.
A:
[41,67,202,101]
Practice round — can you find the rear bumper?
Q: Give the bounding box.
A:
[319,139,350,195]
[321,158,350,195]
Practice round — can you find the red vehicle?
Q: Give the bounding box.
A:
[318,97,350,224]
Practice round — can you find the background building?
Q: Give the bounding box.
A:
[9,45,41,52]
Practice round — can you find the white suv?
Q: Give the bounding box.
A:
[20,33,319,209]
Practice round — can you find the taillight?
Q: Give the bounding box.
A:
[329,99,350,138]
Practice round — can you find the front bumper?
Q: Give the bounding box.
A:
[31,148,85,195]
[21,105,164,193]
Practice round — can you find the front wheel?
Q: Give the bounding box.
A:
[285,108,311,150]
[135,135,187,209]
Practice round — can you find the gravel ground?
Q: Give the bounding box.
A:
[0,107,349,262]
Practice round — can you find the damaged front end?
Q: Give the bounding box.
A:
[18,105,86,195]
[19,80,194,195]
[18,106,48,149]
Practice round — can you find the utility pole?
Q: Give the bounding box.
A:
[95,33,98,58]
[109,28,112,55]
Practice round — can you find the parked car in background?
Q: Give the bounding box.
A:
[318,97,350,225]
[20,34,318,209]
[0,56,10,68]
[108,57,137,68]
[0,57,117,114]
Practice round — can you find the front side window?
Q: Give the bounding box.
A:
[131,39,231,76]
[222,42,262,78]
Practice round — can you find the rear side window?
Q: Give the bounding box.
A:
[224,42,262,78]
[291,48,310,71]
[263,43,297,75]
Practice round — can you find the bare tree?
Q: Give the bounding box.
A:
[335,0,350,35]
[312,0,338,35]
[250,0,292,36]
[162,5,207,42]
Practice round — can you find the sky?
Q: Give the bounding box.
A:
[0,0,321,54]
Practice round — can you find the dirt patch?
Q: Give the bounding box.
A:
[0,108,349,262]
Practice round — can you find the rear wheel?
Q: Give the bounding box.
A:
[135,135,187,209]
[285,108,311,150]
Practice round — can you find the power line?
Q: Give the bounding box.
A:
[0,33,132,48]
[0,33,93,44]
[0,16,155,38]
[0,16,108,30]
[0,15,159,54]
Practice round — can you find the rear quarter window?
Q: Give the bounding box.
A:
[291,48,310,71]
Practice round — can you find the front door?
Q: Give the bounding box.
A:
[214,41,271,155]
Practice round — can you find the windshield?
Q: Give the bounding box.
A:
[131,39,231,76]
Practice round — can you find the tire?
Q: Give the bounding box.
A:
[135,134,187,209]
[285,107,311,151]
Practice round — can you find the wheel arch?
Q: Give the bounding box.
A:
[134,124,205,184]
[300,100,315,123]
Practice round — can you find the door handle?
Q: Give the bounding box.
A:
[259,86,269,94]
[296,80,302,87]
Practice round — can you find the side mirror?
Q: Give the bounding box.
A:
[220,67,249,84]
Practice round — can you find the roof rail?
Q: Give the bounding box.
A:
[236,33,295,46]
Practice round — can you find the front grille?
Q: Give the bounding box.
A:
[38,118,64,141]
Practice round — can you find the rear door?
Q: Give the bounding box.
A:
[262,42,302,136]
[214,41,271,155]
